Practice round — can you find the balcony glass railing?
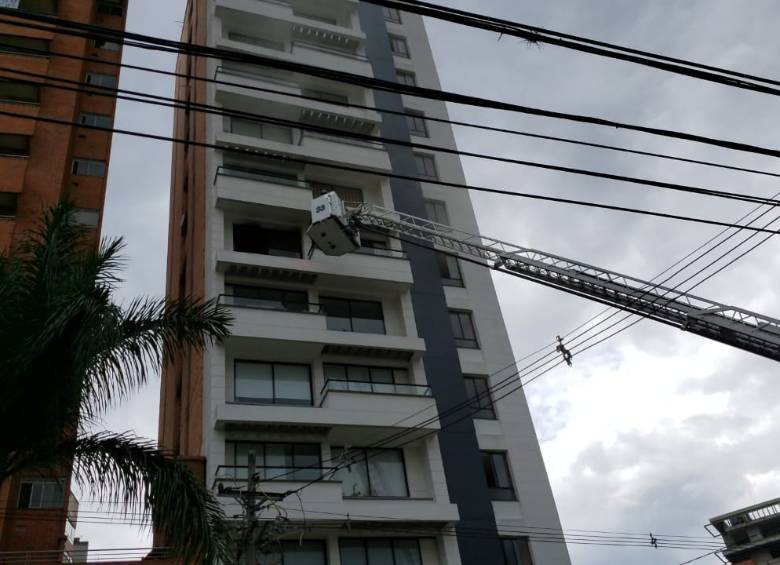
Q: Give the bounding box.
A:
[219,293,322,314]
[214,465,335,487]
[321,379,432,398]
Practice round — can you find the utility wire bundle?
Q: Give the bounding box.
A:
[0,4,776,560]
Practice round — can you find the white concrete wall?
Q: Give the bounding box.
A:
[197,1,568,563]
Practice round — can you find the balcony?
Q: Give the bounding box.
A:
[215,0,373,77]
[712,498,780,533]
[214,65,382,134]
[211,466,460,524]
[214,124,391,173]
[216,242,413,287]
[217,294,425,360]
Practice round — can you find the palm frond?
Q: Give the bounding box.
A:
[64,433,233,564]
[82,297,232,416]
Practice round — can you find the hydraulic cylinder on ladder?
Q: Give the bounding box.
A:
[308,192,780,363]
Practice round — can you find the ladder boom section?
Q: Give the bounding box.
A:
[353,204,780,361]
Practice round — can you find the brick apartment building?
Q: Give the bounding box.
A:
[0,0,127,558]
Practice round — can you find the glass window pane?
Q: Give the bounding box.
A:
[465,375,495,419]
[235,362,273,402]
[281,541,326,565]
[370,368,394,384]
[333,448,370,497]
[273,364,311,405]
[17,483,32,509]
[346,365,370,382]
[321,297,352,331]
[394,540,422,565]
[0,81,39,103]
[449,312,463,339]
[264,443,293,479]
[350,300,385,334]
[367,539,394,565]
[367,449,407,497]
[324,364,346,381]
[492,453,512,488]
[340,539,366,565]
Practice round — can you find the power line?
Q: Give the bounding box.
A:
[1,40,779,181]
[3,11,780,160]
[3,67,777,209]
[1,106,778,237]
[365,0,780,96]
[277,187,780,492]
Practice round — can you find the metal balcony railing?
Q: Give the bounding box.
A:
[321,379,432,399]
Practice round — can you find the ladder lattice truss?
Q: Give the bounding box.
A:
[352,204,780,361]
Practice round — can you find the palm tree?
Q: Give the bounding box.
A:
[0,202,234,563]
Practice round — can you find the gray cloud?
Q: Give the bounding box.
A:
[81,1,780,562]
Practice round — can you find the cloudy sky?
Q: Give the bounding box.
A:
[80,1,780,563]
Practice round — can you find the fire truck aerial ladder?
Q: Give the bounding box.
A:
[307,192,780,362]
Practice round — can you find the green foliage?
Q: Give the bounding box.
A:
[0,202,234,563]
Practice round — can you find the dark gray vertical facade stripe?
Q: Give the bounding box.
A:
[357,5,504,564]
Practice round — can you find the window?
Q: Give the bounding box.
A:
[332,447,408,497]
[0,134,30,156]
[0,81,40,104]
[414,153,438,180]
[341,539,422,565]
[79,113,113,128]
[396,70,417,87]
[232,224,302,258]
[0,192,18,217]
[17,0,57,14]
[92,38,122,51]
[85,72,117,88]
[229,442,321,482]
[18,479,65,509]
[311,182,363,205]
[405,109,428,137]
[255,540,326,565]
[73,209,100,228]
[502,538,534,565]
[320,296,385,334]
[449,310,478,348]
[424,198,448,224]
[389,35,410,58]
[226,285,308,312]
[97,0,124,16]
[72,159,107,177]
[464,375,496,419]
[226,117,293,144]
[437,254,463,286]
[382,7,403,23]
[482,451,516,501]
[324,363,410,394]
[234,361,312,406]
[0,34,50,56]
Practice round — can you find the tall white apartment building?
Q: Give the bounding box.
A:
[161,1,570,564]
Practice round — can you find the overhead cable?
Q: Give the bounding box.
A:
[2,11,780,160]
[364,0,780,96]
[1,40,779,180]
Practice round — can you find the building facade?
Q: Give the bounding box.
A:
[0,0,127,556]
[163,1,570,563]
[710,498,780,564]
